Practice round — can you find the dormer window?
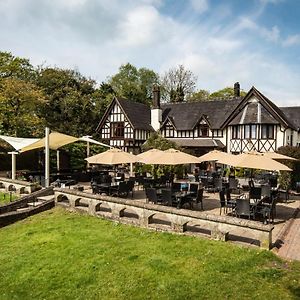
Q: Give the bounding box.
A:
[198,124,209,137]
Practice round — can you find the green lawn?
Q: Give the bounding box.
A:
[0,208,299,300]
[0,192,18,205]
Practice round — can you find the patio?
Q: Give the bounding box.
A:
[71,178,300,249]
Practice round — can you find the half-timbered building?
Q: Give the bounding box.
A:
[96,83,300,155]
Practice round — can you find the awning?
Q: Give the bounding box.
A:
[20,132,79,152]
[168,138,225,148]
[0,135,39,151]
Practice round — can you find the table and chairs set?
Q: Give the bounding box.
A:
[145,181,204,210]
[218,183,278,224]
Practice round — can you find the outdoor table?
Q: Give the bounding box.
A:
[97,182,119,195]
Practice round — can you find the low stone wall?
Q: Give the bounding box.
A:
[0,199,54,227]
[0,187,54,215]
[54,188,274,249]
[0,177,40,194]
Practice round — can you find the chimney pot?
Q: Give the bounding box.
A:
[234,82,240,97]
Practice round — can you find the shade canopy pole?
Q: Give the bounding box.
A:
[130,151,133,177]
[56,150,60,172]
[45,127,50,187]
[86,140,90,168]
[8,151,18,180]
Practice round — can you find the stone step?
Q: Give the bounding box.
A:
[36,195,55,201]
[27,201,44,207]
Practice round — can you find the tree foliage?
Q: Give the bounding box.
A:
[209,87,247,99]
[160,65,197,103]
[142,132,178,151]
[0,51,37,81]
[36,67,99,137]
[109,63,159,106]
[0,77,45,137]
[186,89,210,102]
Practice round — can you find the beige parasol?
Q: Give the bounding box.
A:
[262,152,298,161]
[136,149,164,164]
[198,150,234,162]
[85,148,137,165]
[141,148,199,165]
[217,152,292,171]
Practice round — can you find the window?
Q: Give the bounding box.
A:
[213,130,223,137]
[111,122,124,138]
[164,124,174,137]
[232,125,240,139]
[261,125,274,139]
[198,125,209,137]
[244,124,257,139]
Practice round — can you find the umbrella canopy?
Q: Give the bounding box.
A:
[198,150,233,162]
[217,152,292,171]
[141,148,199,165]
[20,132,79,152]
[136,149,164,164]
[85,148,137,165]
[262,152,298,161]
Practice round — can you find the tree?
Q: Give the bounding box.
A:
[142,132,178,151]
[209,87,247,100]
[0,78,45,137]
[109,63,159,106]
[186,89,210,102]
[0,51,37,81]
[160,65,197,103]
[36,67,99,137]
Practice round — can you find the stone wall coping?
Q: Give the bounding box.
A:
[0,177,36,187]
[54,188,274,233]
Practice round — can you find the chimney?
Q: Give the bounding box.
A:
[234,82,240,97]
[151,85,162,131]
[152,84,160,109]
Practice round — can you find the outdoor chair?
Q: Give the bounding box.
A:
[171,182,182,193]
[126,180,135,198]
[229,178,240,194]
[193,188,204,210]
[145,188,161,204]
[213,177,223,192]
[249,187,262,203]
[225,188,236,214]
[189,183,199,196]
[261,185,271,200]
[235,198,255,220]
[219,190,227,215]
[161,189,176,206]
[110,181,129,198]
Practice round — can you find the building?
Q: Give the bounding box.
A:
[96,83,300,155]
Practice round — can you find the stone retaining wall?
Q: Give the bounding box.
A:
[0,187,53,215]
[0,177,40,194]
[54,188,274,249]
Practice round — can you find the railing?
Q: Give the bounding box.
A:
[54,188,274,249]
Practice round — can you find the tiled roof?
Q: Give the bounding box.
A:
[280,107,300,130]
[168,138,225,148]
[117,98,153,131]
[161,98,241,130]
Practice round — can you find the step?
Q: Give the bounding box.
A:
[36,195,55,201]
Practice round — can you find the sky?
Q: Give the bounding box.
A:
[0,0,300,106]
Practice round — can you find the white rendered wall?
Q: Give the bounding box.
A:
[151,109,162,131]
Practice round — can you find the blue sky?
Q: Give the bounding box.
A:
[0,0,300,106]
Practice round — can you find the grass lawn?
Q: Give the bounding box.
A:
[0,192,18,205]
[0,207,299,300]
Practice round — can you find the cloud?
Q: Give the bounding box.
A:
[282,34,300,47]
[190,0,209,14]
[0,0,299,106]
